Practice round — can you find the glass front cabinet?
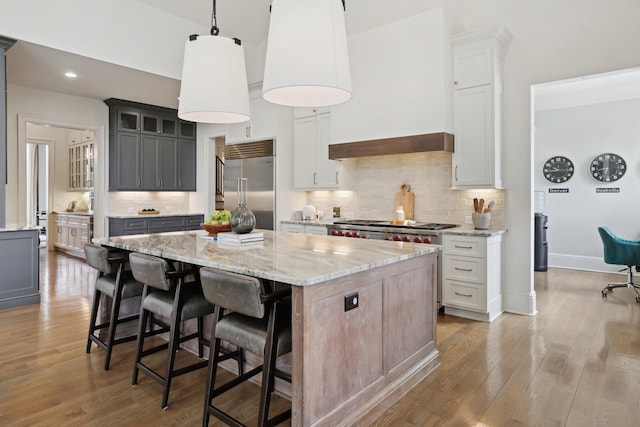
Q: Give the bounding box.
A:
[68,131,95,191]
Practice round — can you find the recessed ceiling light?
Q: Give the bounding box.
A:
[64,71,77,78]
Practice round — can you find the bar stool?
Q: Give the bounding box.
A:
[199,267,292,427]
[84,243,144,371]
[129,253,240,410]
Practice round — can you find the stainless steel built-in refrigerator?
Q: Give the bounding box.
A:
[223,140,275,230]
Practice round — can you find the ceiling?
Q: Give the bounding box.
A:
[5,0,445,109]
[5,0,640,111]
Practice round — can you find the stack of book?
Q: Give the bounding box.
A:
[216,231,264,247]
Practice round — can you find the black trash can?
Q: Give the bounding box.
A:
[534,213,548,272]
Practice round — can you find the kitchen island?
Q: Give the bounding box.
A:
[94,230,440,426]
[0,227,40,309]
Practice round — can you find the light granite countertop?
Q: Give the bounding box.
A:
[106,213,205,219]
[280,219,330,226]
[53,211,94,216]
[440,226,507,237]
[94,229,440,287]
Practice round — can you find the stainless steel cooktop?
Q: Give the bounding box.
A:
[331,220,458,231]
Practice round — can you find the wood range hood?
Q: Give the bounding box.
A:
[328,132,454,160]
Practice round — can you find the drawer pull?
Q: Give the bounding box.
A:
[454,267,473,272]
[454,291,473,297]
[454,245,473,249]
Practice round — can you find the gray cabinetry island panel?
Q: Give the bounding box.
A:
[0,228,40,309]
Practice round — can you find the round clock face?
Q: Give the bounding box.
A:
[543,156,574,183]
[590,153,627,182]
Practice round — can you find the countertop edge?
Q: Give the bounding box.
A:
[0,226,41,232]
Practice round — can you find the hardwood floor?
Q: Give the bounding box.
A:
[1,250,639,426]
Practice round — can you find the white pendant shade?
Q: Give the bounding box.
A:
[262,0,352,107]
[178,35,251,123]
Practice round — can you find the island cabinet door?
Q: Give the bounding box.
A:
[296,278,384,425]
[291,253,439,427]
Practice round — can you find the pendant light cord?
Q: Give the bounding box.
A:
[211,0,220,36]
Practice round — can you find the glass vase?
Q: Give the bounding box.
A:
[230,177,256,234]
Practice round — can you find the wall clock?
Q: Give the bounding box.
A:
[589,153,627,182]
[543,156,574,183]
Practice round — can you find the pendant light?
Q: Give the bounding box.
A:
[262,0,352,107]
[178,0,250,123]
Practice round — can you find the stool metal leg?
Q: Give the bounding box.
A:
[132,288,150,386]
[86,286,102,354]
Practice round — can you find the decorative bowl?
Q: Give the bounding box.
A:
[200,223,231,236]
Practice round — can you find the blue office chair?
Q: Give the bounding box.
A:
[598,226,640,302]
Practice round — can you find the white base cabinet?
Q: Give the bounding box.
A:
[442,233,503,322]
[281,222,327,235]
[52,213,93,257]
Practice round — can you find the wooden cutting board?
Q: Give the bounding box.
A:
[394,184,414,220]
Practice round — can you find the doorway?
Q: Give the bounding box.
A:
[26,140,50,247]
[532,66,640,273]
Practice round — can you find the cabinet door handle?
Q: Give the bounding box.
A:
[454,81,458,86]
[313,172,317,185]
[455,267,473,272]
[454,291,473,297]
[335,171,339,184]
[454,245,473,249]
[455,165,458,181]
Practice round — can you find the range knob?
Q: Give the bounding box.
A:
[361,235,368,239]
[337,231,344,236]
[352,232,359,238]
[423,237,431,244]
[384,237,391,241]
[330,230,338,236]
[402,236,410,242]
[393,236,401,241]
[413,237,421,243]
[345,232,352,237]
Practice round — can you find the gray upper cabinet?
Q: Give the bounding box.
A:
[111,132,141,190]
[105,98,196,191]
[141,135,177,190]
[177,139,196,190]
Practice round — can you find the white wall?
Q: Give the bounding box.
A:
[7,85,108,236]
[534,99,640,272]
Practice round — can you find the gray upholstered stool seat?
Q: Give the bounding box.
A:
[129,252,240,410]
[200,267,292,427]
[84,243,144,371]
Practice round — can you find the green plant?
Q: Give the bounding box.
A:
[205,209,231,225]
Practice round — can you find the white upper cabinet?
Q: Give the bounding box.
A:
[453,46,493,89]
[451,26,511,189]
[226,88,277,144]
[293,108,342,190]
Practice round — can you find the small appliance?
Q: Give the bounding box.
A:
[302,205,317,220]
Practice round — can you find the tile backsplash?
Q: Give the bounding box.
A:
[108,192,191,215]
[307,152,505,229]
